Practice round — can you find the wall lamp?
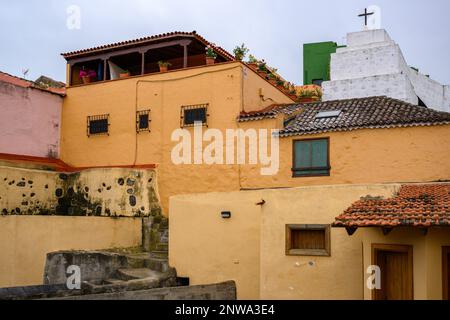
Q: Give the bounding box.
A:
[221,211,231,219]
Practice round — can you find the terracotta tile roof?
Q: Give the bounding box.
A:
[0,71,66,96]
[61,31,235,61]
[333,184,450,228]
[0,153,156,172]
[275,96,450,137]
[238,104,302,121]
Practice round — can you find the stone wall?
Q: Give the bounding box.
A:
[0,166,161,217]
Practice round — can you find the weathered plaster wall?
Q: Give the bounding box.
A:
[60,62,292,213]
[169,183,401,300]
[0,215,141,288]
[360,227,450,300]
[323,73,418,105]
[0,166,160,217]
[0,81,62,157]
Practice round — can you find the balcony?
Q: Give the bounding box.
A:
[62,32,234,86]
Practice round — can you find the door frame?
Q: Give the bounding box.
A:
[371,243,414,300]
[443,246,450,300]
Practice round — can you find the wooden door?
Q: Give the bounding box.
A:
[372,244,413,300]
[443,247,450,300]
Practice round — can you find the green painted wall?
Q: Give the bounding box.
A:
[303,41,344,85]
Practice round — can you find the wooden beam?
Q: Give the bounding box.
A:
[141,52,145,75]
[103,59,107,80]
[67,39,193,65]
[183,44,188,68]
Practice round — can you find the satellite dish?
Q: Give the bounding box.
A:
[367,5,382,30]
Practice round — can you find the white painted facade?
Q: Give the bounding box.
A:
[322,29,450,112]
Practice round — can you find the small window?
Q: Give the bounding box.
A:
[137,110,151,132]
[315,110,341,119]
[293,138,330,177]
[87,114,109,136]
[181,104,208,127]
[286,224,331,256]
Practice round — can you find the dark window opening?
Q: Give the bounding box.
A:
[293,138,330,177]
[286,224,331,256]
[87,114,109,136]
[312,79,324,86]
[137,110,151,132]
[181,104,208,127]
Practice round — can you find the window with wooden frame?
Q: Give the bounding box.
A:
[286,224,331,256]
[136,110,151,133]
[180,104,208,127]
[87,114,109,137]
[292,138,330,177]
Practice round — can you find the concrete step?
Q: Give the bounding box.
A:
[103,278,126,285]
[156,243,168,251]
[144,257,169,273]
[115,268,164,281]
[150,250,168,259]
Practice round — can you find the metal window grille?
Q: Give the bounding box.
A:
[87,114,109,137]
[180,104,209,127]
[136,110,151,132]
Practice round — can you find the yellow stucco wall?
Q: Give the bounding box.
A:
[60,62,293,213]
[169,183,403,300]
[0,215,141,288]
[240,125,450,189]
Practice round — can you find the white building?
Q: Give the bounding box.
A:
[322,29,450,112]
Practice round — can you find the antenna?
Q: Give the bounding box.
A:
[22,68,29,79]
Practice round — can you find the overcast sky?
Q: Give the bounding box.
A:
[1,0,449,85]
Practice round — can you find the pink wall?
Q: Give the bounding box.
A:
[0,81,62,158]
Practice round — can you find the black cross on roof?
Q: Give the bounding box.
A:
[358,8,374,26]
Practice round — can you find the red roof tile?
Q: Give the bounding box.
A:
[333,184,450,228]
[0,153,156,172]
[0,71,66,96]
[61,31,235,61]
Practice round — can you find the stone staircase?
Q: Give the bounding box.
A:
[59,214,176,295]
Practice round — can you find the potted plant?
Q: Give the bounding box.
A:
[257,60,268,78]
[268,73,278,86]
[79,68,96,84]
[158,61,172,73]
[297,85,322,103]
[205,45,217,65]
[247,54,259,71]
[119,70,131,78]
[233,43,249,61]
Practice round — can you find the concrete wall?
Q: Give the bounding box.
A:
[0,166,160,217]
[323,73,418,104]
[60,62,292,212]
[51,281,237,300]
[0,215,141,288]
[323,29,450,112]
[0,81,62,157]
[169,183,401,300]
